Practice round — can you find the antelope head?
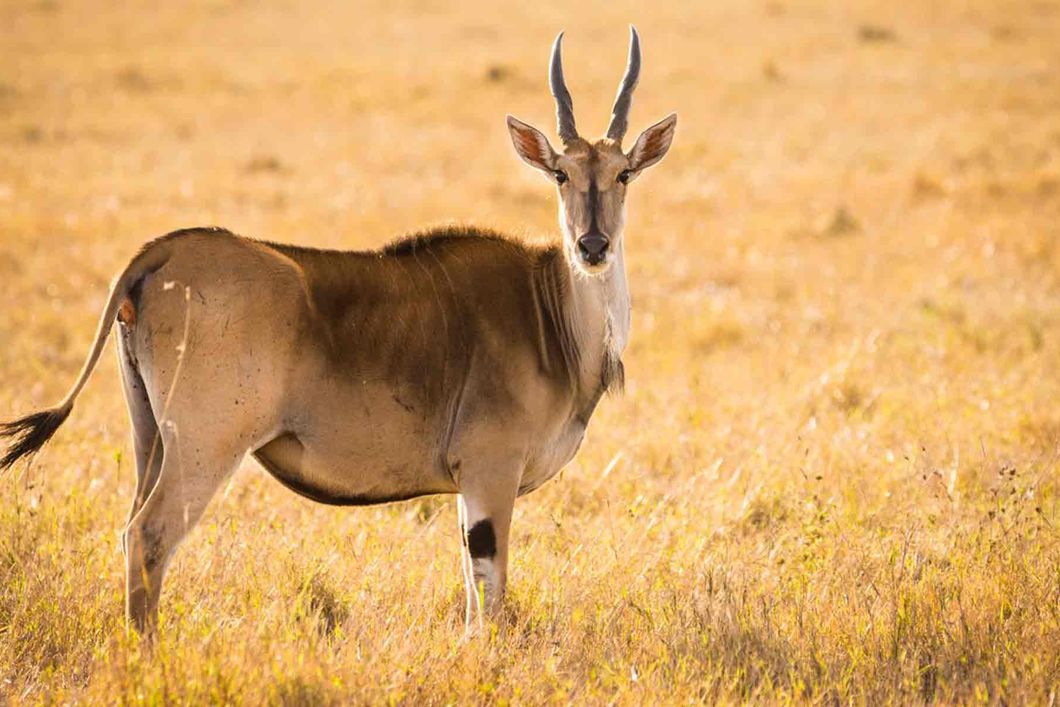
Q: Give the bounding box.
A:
[507,27,676,275]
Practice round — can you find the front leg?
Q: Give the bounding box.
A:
[457,458,521,621]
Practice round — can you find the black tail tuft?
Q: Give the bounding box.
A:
[0,405,72,470]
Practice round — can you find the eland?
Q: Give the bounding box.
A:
[0,27,676,633]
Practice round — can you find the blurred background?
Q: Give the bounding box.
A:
[2,0,1059,702]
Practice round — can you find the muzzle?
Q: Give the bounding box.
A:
[576,233,610,266]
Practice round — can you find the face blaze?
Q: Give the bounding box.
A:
[577,180,608,267]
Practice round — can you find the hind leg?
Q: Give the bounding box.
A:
[124,430,244,634]
[116,336,163,548]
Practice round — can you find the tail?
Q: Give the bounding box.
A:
[0,407,73,469]
[0,237,174,470]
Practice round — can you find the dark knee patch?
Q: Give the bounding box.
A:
[467,520,497,559]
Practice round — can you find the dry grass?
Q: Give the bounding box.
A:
[2,0,1060,703]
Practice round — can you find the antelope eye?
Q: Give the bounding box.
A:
[617,169,633,184]
[553,170,568,184]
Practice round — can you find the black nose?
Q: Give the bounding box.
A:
[577,234,610,265]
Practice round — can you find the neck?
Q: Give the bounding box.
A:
[570,240,631,353]
[542,239,631,397]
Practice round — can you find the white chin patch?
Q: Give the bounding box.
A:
[576,256,610,276]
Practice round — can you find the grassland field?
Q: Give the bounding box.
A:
[2,0,1060,703]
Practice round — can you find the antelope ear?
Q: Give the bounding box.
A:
[506,115,558,172]
[627,113,677,173]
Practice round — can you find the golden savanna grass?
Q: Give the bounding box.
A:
[2,0,1060,703]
